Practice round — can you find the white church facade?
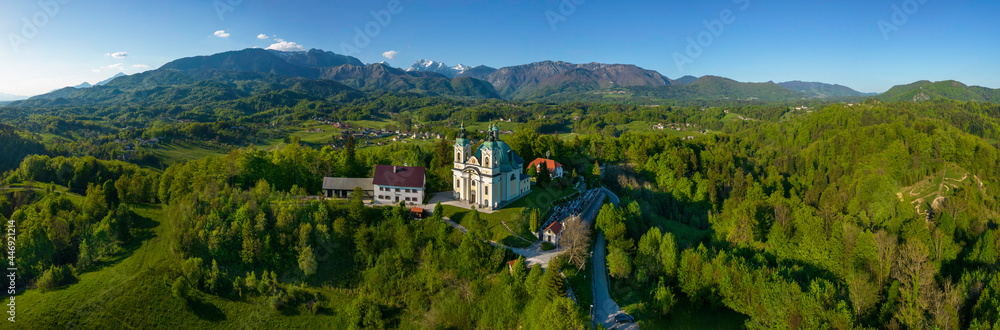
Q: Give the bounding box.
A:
[453,124,532,210]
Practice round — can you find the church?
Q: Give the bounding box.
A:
[453,123,532,210]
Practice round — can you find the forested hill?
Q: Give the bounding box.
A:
[879,80,1000,103]
[778,80,875,98]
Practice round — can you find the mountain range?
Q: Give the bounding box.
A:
[0,92,28,102]
[9,48,1000,107]
[70,72,128,90]
[777,81,876,98]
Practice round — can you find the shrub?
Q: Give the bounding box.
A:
[171,277,190,300]
[36,264,76,291]
[541,242,556,251]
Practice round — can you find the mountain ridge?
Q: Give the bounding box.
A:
[778,80,875,98]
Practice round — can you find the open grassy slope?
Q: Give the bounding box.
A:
[15,204,353,329]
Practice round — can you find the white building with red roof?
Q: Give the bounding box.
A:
[529,158,564,179]
[542,221,563,246]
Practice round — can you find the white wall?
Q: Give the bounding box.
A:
[374,185,424,205]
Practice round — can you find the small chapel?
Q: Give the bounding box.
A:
[452,123,532,210]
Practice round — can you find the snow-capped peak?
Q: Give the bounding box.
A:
[407,59,474,78]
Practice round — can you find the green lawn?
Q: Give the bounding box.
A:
[16,204,354,328]
[438,186,577,248]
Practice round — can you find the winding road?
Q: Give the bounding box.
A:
[591,187,637,329]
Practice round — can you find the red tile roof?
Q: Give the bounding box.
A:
[529,158,563,172]
[373,165,426,188]
[545,221,563,235]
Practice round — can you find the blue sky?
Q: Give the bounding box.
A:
[1,0,997,96]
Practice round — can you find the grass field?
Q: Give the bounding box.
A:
[153,141,231,165]
[347,119,393,129]
[286,124,341,145]
[720,112,745,124]
[3,181,85,203]
[39,132,72,144]
[439,186,577,248]
[16,204,354,328]
[615,121,655,132]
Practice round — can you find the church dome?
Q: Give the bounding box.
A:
[476,138,524,172]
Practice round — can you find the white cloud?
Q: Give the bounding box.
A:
[257,34,269,40]
[214,30,231,38]
[382,50,399,60]
[106,52,128,59]
[132,64,150,69]
[266,39,306,52]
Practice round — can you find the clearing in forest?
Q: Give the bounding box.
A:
[898,163,973,217]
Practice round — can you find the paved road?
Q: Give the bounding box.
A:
[591,187,637,329]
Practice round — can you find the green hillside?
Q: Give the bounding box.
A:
[879,80,1000,103]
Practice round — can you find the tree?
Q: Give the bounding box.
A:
[433,202,444,221]
[561,216,592,270]
[206,259,222,294]
[525,264,544,296]
[653,278,677,316]
[83,183,108,221]
[528,208,540,236]
[659,231,678,280]
[542,266,567,300]
[511,256,528,284]
[351,298,385,329]
[470,208,488,240]
[872,230,897,290]
[541,297,585,330]
[349,187,365,223]
[171,277,190,300]
[596,203,633,251]
[636,227,662,283]
[607,246,632,279]
[892,239,936,329]
[102,180,119,209]
[847,271,879,317]
[76,239,93,270]
[537,162,551,188]
[298,245,318,277]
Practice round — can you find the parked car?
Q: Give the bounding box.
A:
[614,313,635,324]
